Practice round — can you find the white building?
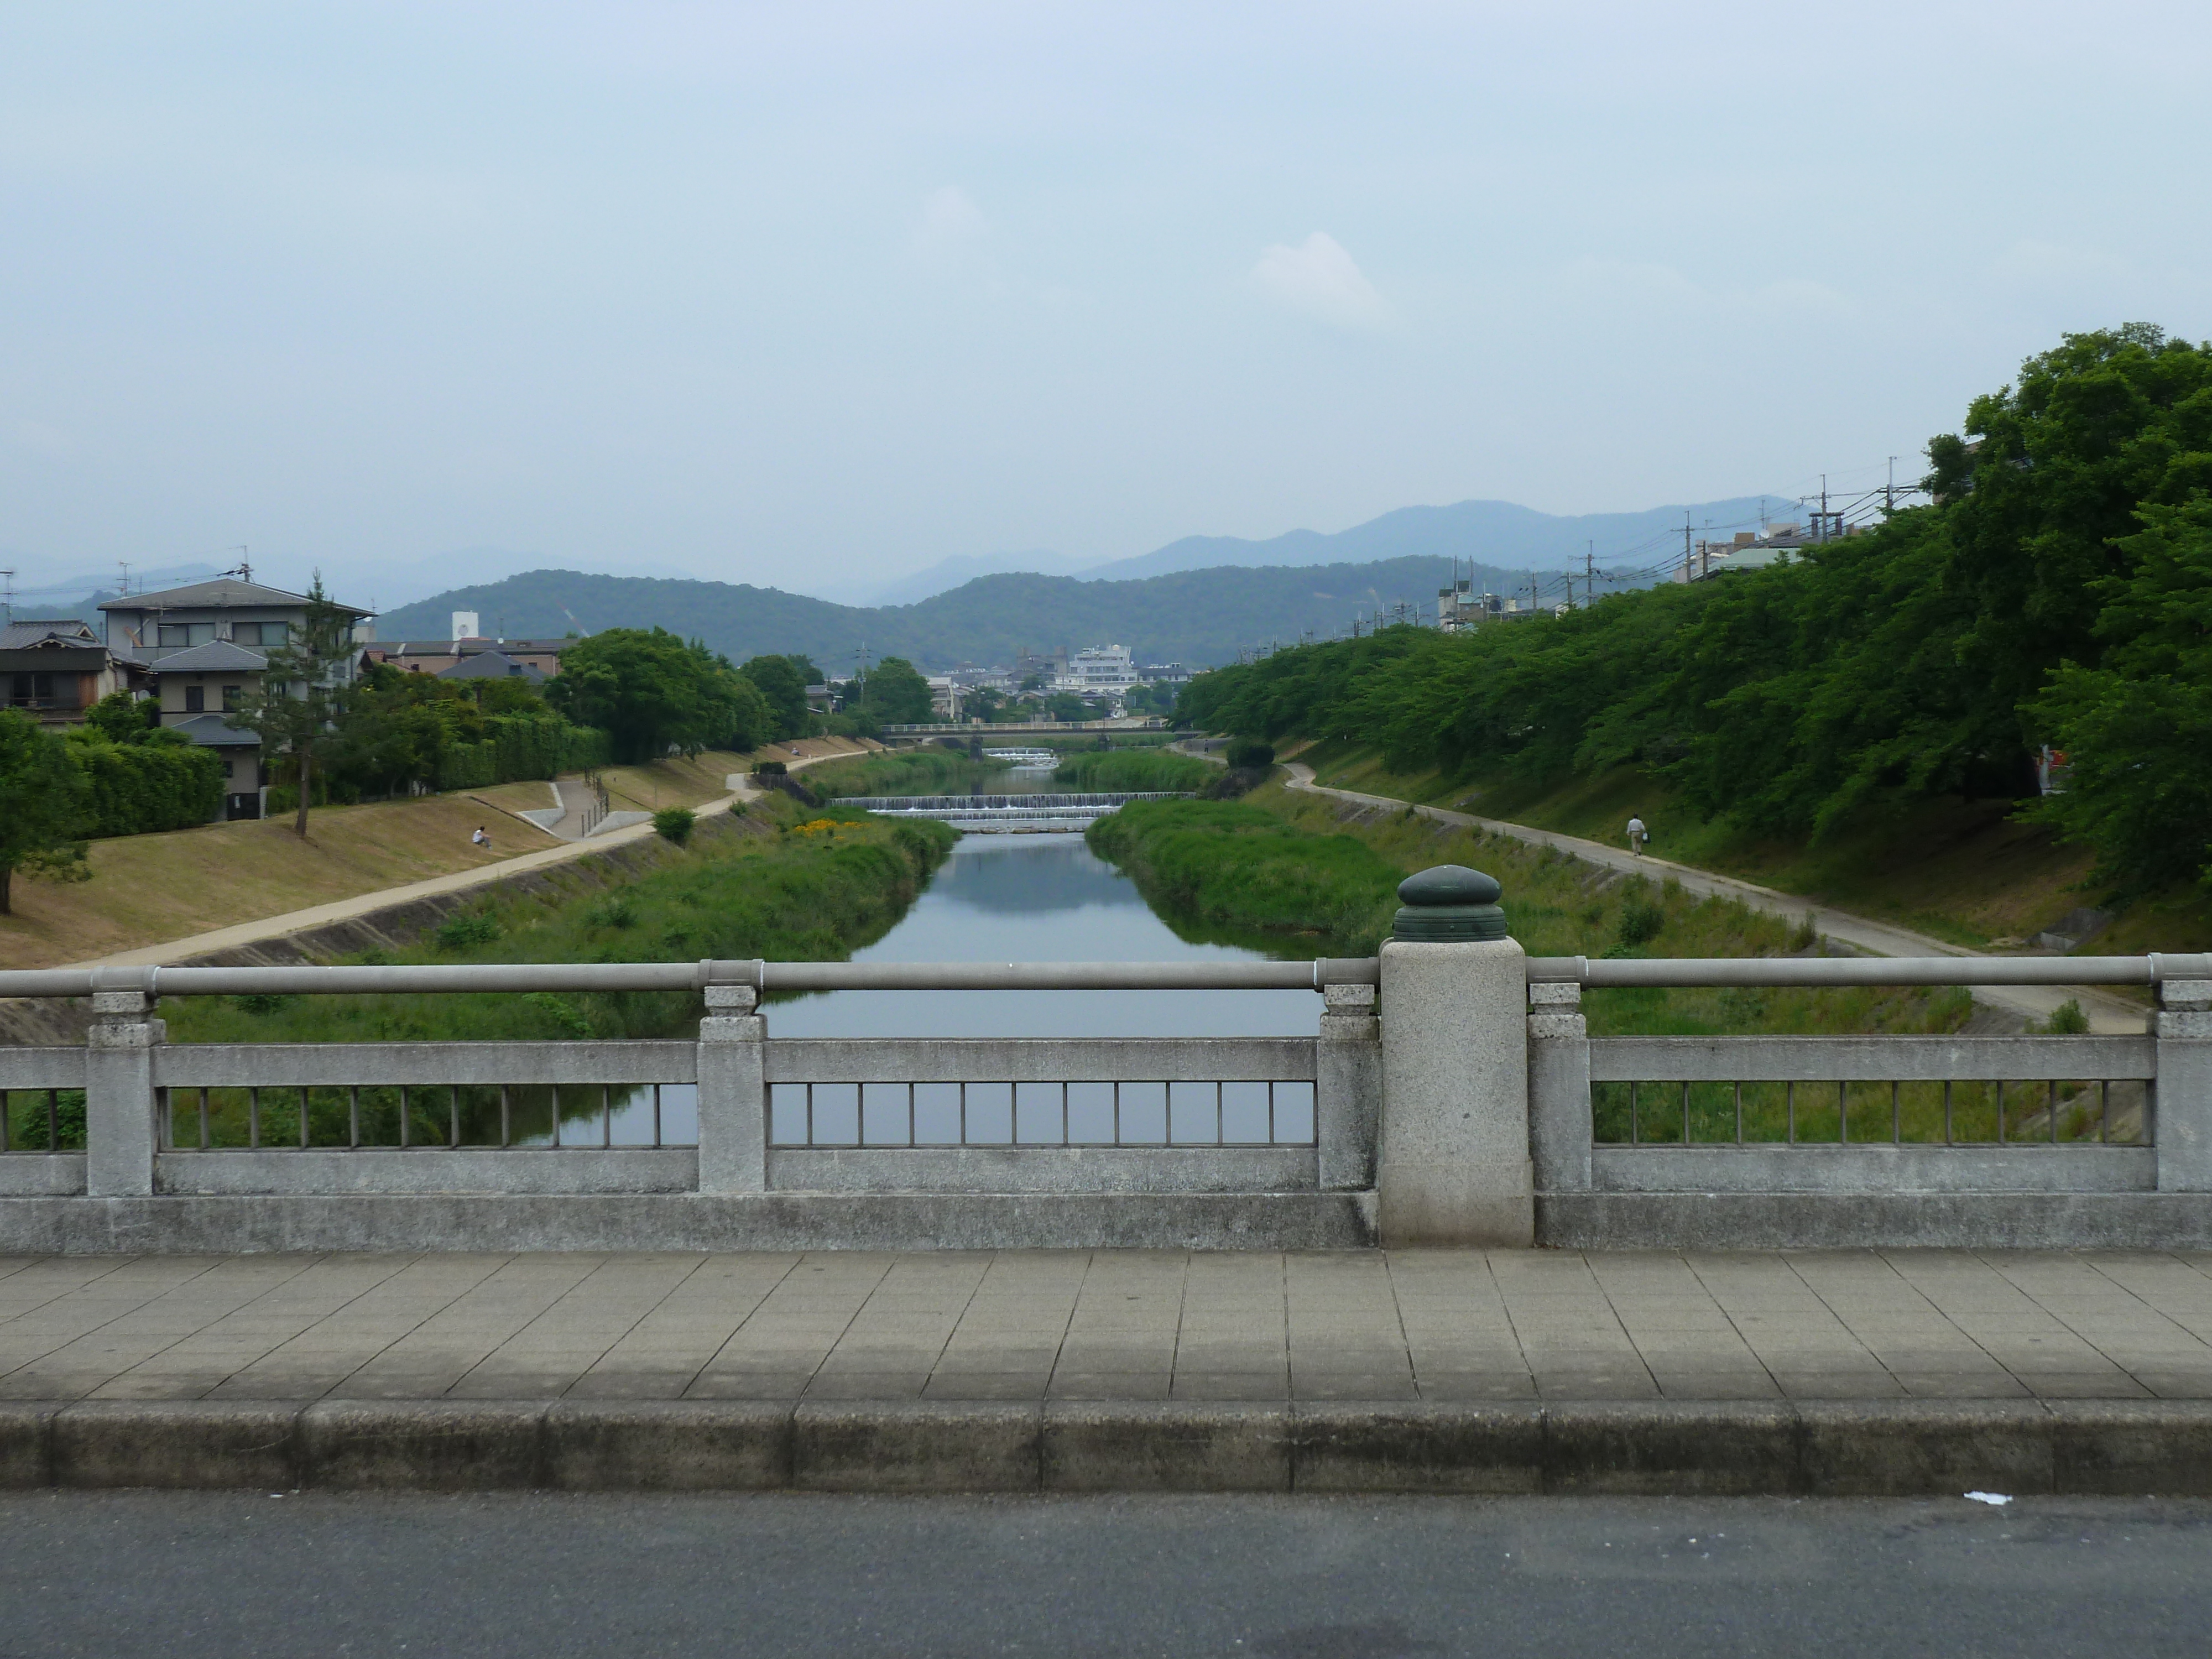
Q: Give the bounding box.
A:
[1058,644,1140,694]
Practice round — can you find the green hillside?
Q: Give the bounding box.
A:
[373,556,1618,671]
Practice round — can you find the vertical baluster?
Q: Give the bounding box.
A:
[805,1083,815,1148]
[906,1082,915,1149]
[1997,1080,2007,1145]
[500,1086,510,1148]
[449,1089,459,1149]
[2050,1079,2059,1145]
[1734,1081,1743,1145]
[2101,1079,2110,1145]
[300,1086,310,1149]
[1943,1080,1953,1146]
[249,1088,260,1150]
[1629,1082,1639,1146]
[1838,1079,1848,1145]
[348,1086,359,1149]
[601,1084,612,1149]
[1063,1082,1072,1147]
[652,1084,663,1149]
[1269,1081,1278,1146]
[399,1086,410,1149]
[958,1081,967,1148]
[1214,1081,1223,1147]
[2,1089,11,1154]
[1786,1081,1796,1145]
[1113,1081,1122,1147]
[1681,1081,1691,1146]
[1892,1081,1901,1145]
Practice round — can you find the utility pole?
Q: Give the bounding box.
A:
[1820,474,1830,544]
[1683,513,1693,583]
[1585,540,1596,608]
[1886,456,1897,513]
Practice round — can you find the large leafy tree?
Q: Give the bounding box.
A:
[0,710,91,915]
[739,654,812,742]
[547,627,773,761]
[857,655,935,724]
[2027,498,2212,893]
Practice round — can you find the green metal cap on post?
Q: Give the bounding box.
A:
[1391,865,1507,942]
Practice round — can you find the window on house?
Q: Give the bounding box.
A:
[184,685,205,713]
[158,623,216,648]
[233,622,288,646]
[9,674,54,705]
[220,684,244,712]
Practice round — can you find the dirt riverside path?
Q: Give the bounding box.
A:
[62,745,867,972]
[1272,758,2148,1035]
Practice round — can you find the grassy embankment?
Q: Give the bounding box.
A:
[1084,787,2105,1143]
[1053,750,1215,792]
[1287,737,2212,958]
[79,797,957,1149]
[0,739,884,973]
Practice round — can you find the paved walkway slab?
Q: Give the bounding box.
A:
[2,1249,2210,1405]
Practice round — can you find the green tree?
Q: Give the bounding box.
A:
[858,655,936,724]
[546,627,773,761]
[82,690,159,744]
[2028,498,2212,893]
[740,654,812,742]
[0,710,91,915]
[233,575,359,838]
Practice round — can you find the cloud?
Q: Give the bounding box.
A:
[1251,232,1390,331]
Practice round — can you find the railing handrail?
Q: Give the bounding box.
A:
[4,952,2199,1002]
[0,958,1385,999]
[1527,953,2209,987]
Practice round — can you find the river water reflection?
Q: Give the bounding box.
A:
[766,829,1318,1040]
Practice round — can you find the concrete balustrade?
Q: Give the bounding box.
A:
[3,880,2211,1252]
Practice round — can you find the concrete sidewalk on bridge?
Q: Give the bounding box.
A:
[10,1248,2212,1495]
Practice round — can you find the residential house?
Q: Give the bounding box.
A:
[0,620,147,724]
[100,575,375,822]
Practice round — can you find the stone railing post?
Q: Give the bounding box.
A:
[1376,867,1531,1246]
[1317,980,1379,1190]
[696,983,766,1195]
[86,986,163,1197]
[1527,979,1592,1192]
[2156,977,2212,1191]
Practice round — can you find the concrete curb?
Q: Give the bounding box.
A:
[8,1397,2212,1495]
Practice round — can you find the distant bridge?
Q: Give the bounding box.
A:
[838,790,1196,834]
[880,719,1172,735]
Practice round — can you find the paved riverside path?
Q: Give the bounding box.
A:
[1278,760,2151,1034]
[9,1248,2212,1404]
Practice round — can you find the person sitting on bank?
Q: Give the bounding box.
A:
[472,825,491,850]
[1626,815,1647,856]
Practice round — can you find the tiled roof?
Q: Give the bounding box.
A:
[98,577,371,617]
[149,640,269,673]
[0,620,102,650]
[168,713,262,747]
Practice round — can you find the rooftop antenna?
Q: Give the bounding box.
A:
[117,561,132,597]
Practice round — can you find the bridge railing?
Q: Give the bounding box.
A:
[1,946,2209,1249]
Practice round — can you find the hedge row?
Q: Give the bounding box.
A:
[434,716,612,792]
[68,737,226,837]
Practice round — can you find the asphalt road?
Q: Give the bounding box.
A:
[5,1492,2211,1657]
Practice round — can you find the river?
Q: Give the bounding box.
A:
[766,826,1317,1041]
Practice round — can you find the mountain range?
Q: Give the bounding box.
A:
[846,494,1783,604]
[376,551,1663,673]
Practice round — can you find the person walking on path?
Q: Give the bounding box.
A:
[1626,815,1647,856]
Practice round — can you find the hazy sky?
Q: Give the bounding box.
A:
[4,1,2208,604]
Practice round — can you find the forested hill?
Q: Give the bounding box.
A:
[1180,325,2212,905]
[374,554,1637,670]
